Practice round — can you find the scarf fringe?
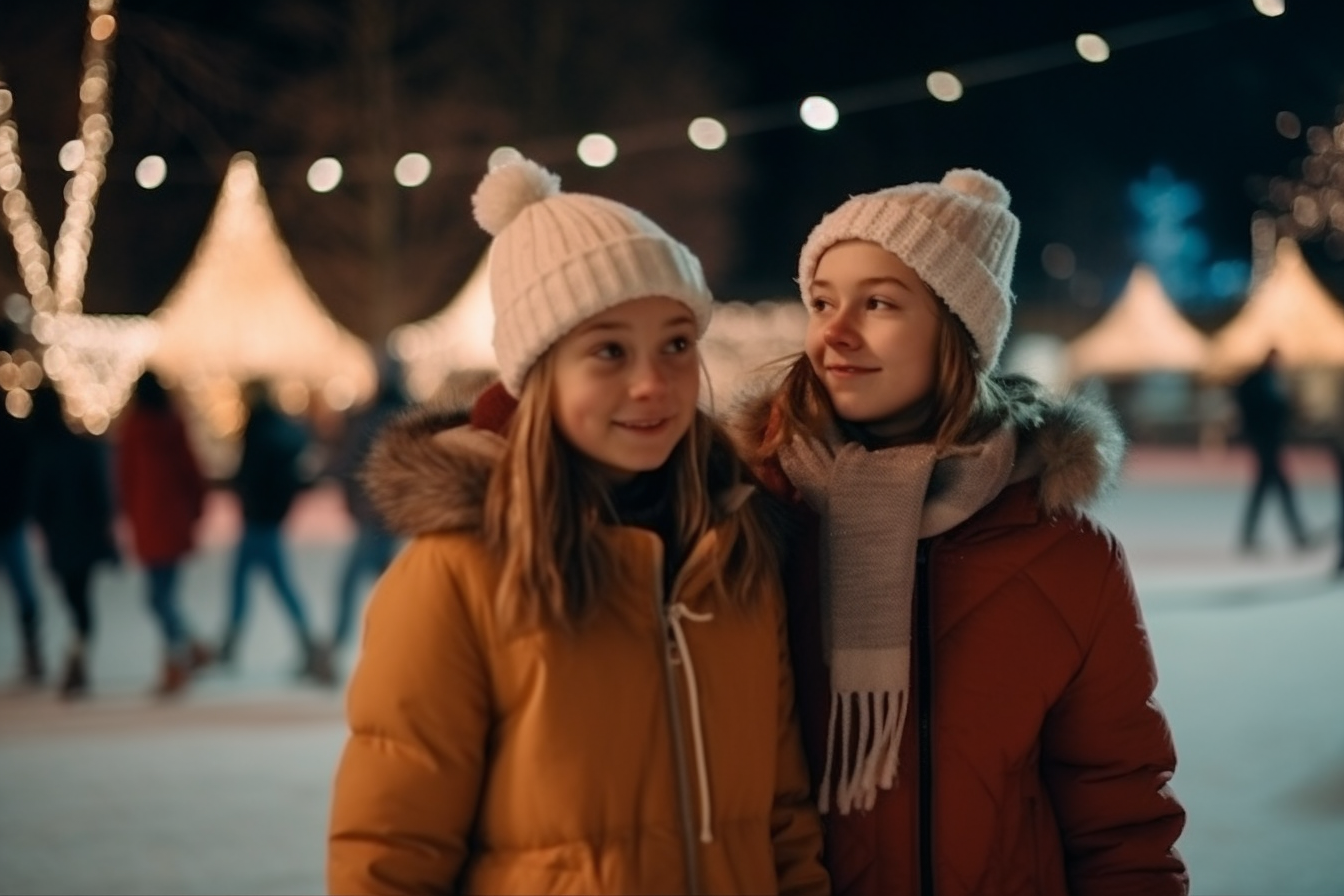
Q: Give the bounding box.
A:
[818,689,908,815]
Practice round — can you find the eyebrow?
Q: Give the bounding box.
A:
[812,276,915,290]
[574,313,696,335]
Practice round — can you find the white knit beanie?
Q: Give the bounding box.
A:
[471,158,714,396]
[797,168,1020,371]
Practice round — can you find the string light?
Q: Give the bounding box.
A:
[1269,113,1344,260]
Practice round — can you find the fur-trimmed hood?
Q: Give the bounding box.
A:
[729,372,1126,516]
[362,384,760,537]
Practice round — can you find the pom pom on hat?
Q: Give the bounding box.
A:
[471,156,714,396]
[797,166,1021,371]
[471,159,561,236]
[940,168,1010,206]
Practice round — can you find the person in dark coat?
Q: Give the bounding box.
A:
[1234,347,1310,552]
[219,380,331,684]
[328,359,410,656]
[0,322,44,684]
[116,370,212,696]
[28,384,119,698]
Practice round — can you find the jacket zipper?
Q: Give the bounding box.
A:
[653,552,702,895]
[916,539,935,896]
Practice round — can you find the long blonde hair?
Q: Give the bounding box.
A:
[483,347,777,630]
[759,293,1006,457]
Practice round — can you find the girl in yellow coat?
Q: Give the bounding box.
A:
[327,157,828,896]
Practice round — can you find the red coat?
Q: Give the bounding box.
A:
[735,377,1188,896]
[116,407,207,565]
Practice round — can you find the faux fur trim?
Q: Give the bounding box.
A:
[364,389,767,537]
[728,372,1126,516]
[361,404,503,536]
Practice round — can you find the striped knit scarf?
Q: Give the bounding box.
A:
[778,423,1017,814]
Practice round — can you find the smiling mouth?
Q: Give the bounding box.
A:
[615,418,670,431]
[826,365,880,375]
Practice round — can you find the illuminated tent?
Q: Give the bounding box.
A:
[149,153,376,416]
[1206,238,1344,378]
[389,252,498,401]
[1065,265,1210,381]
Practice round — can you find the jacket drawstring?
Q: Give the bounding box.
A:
[667,602,715,844]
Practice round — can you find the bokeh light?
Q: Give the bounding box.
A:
[307,157,343,193]
[394,152,431,187]
[135,154,166,189]
[89,13,116,41]
[1252,0,1285,17]
[1276,111,1302,139]
[1075,34,1111,63]
[1041,243,1077,279]
[577,133,618,167]
[926,71,964,102]
[688,117,728,150]
[799,96,839,131]
[58,139,85,172]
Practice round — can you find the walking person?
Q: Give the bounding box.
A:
[116,370,212,696]
[327,358,410,660]
[732,169,1187,895]
[1,322,45,684]
[28,384,119,699]
[327,158,828,895]
[1234,347,1310,552]
[219,380,331,684]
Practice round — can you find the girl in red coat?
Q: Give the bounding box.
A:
[733,169,1188,896]
[116,370,211,695]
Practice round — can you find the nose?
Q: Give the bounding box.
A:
[628,355,671,400]
[822,305,861,350]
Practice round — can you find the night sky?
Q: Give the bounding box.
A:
[2,0,1342,340]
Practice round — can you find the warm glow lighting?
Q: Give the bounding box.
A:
[307,157,343,192]
[1252,0,1285,16]
[926,71,964,102]
[1041,243,1077,279]
[1276,111,1302,139]
[58,139,85,172]
[687,117,728,150]
[5,388,31,418]
[394,152,431,187]
[487,146,523,171]
[577,133,618,167]
[1075,34,1110,63]
[90,14,116,41]
[135,154,166,189]
[799,96,839,131]
[0,89,13,116]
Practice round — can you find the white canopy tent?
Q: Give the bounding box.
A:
[149,152,376,431]
[1065,265,1210,381]
[388,252,498,402]
[1206,238,1344,378]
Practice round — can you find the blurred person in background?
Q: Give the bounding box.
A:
[219,380,332,685]
[1234,347,1310,553]
[28,383,119,699]
[116,370,212,697]
[327,357,410,662]
[0,321,44,685]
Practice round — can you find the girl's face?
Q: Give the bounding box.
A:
[805,240,942,430]
[551,296,701,483]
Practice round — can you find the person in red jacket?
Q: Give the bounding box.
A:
[116,370,211,696]
[732,168,1188,896]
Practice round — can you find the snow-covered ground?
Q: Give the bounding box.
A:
[1,447,1342,896]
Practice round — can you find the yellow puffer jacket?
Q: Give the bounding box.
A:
[327,406,828,896]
